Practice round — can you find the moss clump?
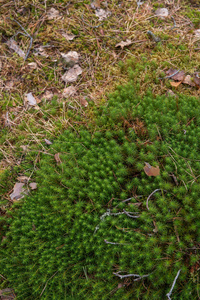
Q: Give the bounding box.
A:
[1,84,200,299]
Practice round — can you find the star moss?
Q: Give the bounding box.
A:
[1,84,200,299]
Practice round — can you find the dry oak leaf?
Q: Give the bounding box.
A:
[115,39,133,49]
[144,162,160,177]
[17,176,29,183]
[47,8,61,20]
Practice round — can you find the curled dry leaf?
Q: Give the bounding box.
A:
[144,162,160,177]
[155,8,169,19]
[6,39,25,59]
[10,182,28,201]
[63,86,77,97]
[115,39,133,49]
[62,64,82,83]
[29,182,37,190]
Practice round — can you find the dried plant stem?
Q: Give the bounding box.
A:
[166,269,181,300]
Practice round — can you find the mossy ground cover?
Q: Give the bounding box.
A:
[0,0,200,299]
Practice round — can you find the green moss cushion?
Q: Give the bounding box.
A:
[1,86,200,299]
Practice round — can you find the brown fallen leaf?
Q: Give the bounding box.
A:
[44,138,52,145]
[61,64,82,83]
[183,75,196,87]
[115,39,133,49]
[6,39,25,59]
[170,81,182,88]
[29,182,37,190]
[63,86,77,97]
[10,182,28,200]
[54,153,62,164]
[79,97,88,107]
[61,32,76,41]
[144,162,160,177]
[194,74,200,88]
[17,176,29,183]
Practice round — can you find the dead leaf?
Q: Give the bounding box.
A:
[24,92,40,109]
[79,97,88,107]
[41,90,54,101]
[47,8,61,20]
[54,153,62,164]
[29,182,37,190]
[34,46,49,58]
[44,138,52,145]
[170,81,182,87]
[62,64,82,83]
[91,0,101,9]
[144,162,160,177]
[166,69,185,81]
[24,92,37,106]
[17,176,29,183]
[28,62,37,69]
[61,51,79,68]
[63,86,77,97]
[115,39,133,49]
[10,182,28,200]
[194,74,200,88]
[6,39,25,59]
[95,8,111,21]
[155,8,169,19]
[183,75,195,87]
[62,32,76,41]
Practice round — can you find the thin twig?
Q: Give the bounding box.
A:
[8,18,33,60]
[170,16,177,30]
[159,69,180,80]
[40,271,58,297]
[166,269,181,300]
[146,189,167,210]
[147,30,161,43]
[113,271,151,280]
[104,239,128,245]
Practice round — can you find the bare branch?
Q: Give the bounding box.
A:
[166,269,181,300]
